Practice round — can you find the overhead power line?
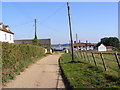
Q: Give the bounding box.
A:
[10,20,33,29]
[10,3,66,30]
[37,22,59,32]
[35,3,66,33]
[37,3,66,25]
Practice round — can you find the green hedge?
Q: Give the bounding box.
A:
[2,42,45,83]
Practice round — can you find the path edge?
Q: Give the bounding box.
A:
[58,56,73,90]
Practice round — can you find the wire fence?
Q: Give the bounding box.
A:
[74,50,120,77]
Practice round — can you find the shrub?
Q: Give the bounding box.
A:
[2,42,45,83]
[44,47,51,54]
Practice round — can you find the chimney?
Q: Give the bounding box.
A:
[74,41,76,44]
[3,25,9,30]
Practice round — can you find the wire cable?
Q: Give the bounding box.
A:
[10,20,33,29]
[37,3,66,25]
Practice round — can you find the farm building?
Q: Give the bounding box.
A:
[0,22,14,43]
[97,44,106,51]
[106,46,113,51]
[14,39,51,47]
[95,43,113,51]
[73,42,94,51]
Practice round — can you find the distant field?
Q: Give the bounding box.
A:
[60,53,120,88]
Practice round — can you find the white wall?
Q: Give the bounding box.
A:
[87,46,94,50]
[77,46,94,50]
[0,30,14,43]
[98,44,106,51]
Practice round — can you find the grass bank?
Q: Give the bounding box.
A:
[60,53,120,89]
[2,42,46,83]
[76,51,120,76]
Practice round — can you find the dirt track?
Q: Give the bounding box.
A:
[3,53,65,88]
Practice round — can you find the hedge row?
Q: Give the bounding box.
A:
[2,42,45,83]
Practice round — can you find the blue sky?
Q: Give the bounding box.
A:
[2,2,118,44]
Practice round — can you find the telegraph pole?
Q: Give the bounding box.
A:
[67,2,74,62]
[76,33,78,44]
[86,40,88,51]
[34,19,37,39]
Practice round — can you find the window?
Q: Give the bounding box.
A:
[5,34,7,40]
[74,46,76,48]
[10,35,11,40]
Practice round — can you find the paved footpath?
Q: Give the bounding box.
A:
[3,53,65,88]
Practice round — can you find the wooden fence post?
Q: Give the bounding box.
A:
[100,52,107,71]
[91,52,97,67]
[78,50,81,59]
[81,50,85,60]
[77,50,80,59]
[80,50,83,59]
[75,51,78,58]
[82,50,84,60]
[83,50,87,61]
[114,53,120,70]
[76,51,79,58]
[85,51,90,63]
[85,51,88,61]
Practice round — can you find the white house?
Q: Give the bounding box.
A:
[98,44,106,51]
[0,22,14,43]
[95,43,113,51]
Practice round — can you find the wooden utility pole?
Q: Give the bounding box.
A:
[34,19,37,39]
[76,33,78,44]
[86,40,88,51]
[67,2,74,62]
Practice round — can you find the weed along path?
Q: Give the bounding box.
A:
[4,53,65,88]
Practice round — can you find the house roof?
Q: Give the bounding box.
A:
[74,43,93,46]
[95,42,102,47]
[106,46,113,49]
[0,22,3,25]
[0,23,14,34]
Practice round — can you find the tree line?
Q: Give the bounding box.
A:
[99,37,120,51]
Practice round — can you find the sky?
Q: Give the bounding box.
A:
[2,2,118,44]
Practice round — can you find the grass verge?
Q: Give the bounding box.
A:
[59,53,120,89]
